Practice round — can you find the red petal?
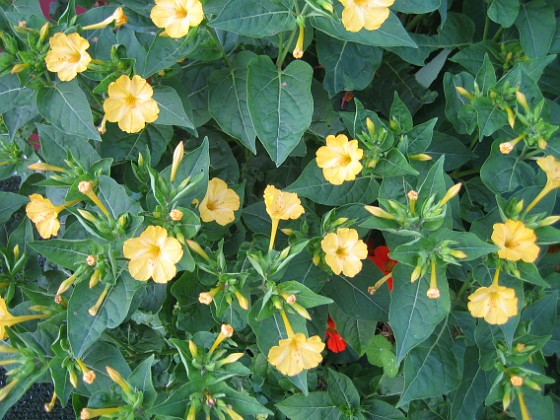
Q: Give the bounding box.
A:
[327,334,347,353]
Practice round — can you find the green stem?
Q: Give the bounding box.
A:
[276,29,298,69]
[405,14,423,32]
[208,27,232,68]
[482,15,490,41]
[276,32,285,68]
[79,75,102,109]
[455,274,473,302]
[492,27,504,43]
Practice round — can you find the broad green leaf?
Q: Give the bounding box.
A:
[475,55,496,95]
[96,175,143,218]
[4,90,38,140]
[376,149,418,177]
[474,97,508,140]
[431,230,499,260]
[287,160,379,205]
[398,322,460,407]
[405,118,437,154]
[128,355,158,408]
[322,260,390,321]
[310,9,416,48]
[329,305,377,356]
[276,392,340,419]
[327,369,360,410]
[281,250,328,292]
[140,35,197,78]
[521,291,558,337]
[390,92,413,132]
[480,153,534,194]
[0,192,27,224]
[279,281,333,308]
[205,0,296,37]
[316,32,382,97]
[450,346,491,420]
[218,383,273,416]
[36,123,101,170]
[0,365,48,418]
[29,239,102,269]
[208,51,257,153]
[515,0,556,58]
[68,273,144,358]
[365,335,398,378]
[36,80,101,141]
[429,132,474,171]
[361,399,405,419]
[153,86,195,131]
[0,74,25,114]
[488,0,520,28]
[389,264,450,363]
[247,55,313,166]
[392,0,441,14]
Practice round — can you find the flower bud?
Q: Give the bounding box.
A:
[410,265,422,283]
[169,209,183,221]
[11,63,29,74]
[364,205,395,220]
[538,215,560,227]
[505,106,515,128]
[455,86,474,100]
[39,22,49,42]
[439,183,462,206]
[221,324,234,338]
[188,340,198,358]
[170,141,184,182]
[510,375,523,387]
[538,138,548,150]
[499,142,514,154]
[450,249,467,259]
[516,90,530,112]
[86,255,96,266]
[234,291,249,310]
[409,153,432,161]
[427,287,440,299]
[366,117,375,135]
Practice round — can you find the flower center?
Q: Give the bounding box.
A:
[125,95,138,107]
[175,7,188,19]
[355,0,369,7]
[148,244,161,258]
[339,154,352,166]
[336,247,347,257]
[504,237,519,249]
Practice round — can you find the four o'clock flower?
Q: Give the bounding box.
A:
[264,185,305,250]
[150,0,204,38]
[340,0,395,33]
[316,134,364,185]
[321,228,368,277]
[45,33,91,81]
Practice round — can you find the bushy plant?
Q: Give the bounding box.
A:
[0,0,559,419]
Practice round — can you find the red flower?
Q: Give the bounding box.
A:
[368,245,396,291]
[325,316,346,353]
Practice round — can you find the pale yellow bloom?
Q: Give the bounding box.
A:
[316,134,363,185]
[321,228,368,277]
[491,220,539,263]
[264,185,305,250]
[103,75,159,134]
[123,226,183,283]
[468,284,518,325]
[339,0,395,33]
[537,155,560,190]
[150,0,204,38]
[268,333,325,376]
[25,194,64,239]
[0,297,47,339]
[199,178,240,226]
[45,32,91,81]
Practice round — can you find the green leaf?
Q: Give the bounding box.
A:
[208,51,257,153]
[316,32,382,98]
[329,305,377,356]
[405,118,437,154]
[287,160,379,205]
[480,153,534,194]
[450,346,491,420]
[322,260,390,321]
[128,355,158,408]
[390,92,413,131]
[247,55,313,166]
[376,149,419,177]
[392,0,441,14]
[474,97,507,140]
[0,74,25,114]
[28,239,102,269]
[0,365,48,418]
[389,264,450,363]
[278,281,333,308]
[139,35,197,78]
[365,335,398,378]
[475,55,496,95]
[327,369,360,410]
[36,80,101,141]
[153,86,195,131]
[310,9,416,48]
[36,123,101,170]
[0,192,27,224]
[428,131,474,171]
[361,399,405,419]
[430,230,499,260]
[205,0,296,37]
[398,322,460,407]
[218,383,274,416]
[515,0,556,58]
[488,0,520,28]
[276,392,340,419]
[96,175,143,218]
[68,273,144,358]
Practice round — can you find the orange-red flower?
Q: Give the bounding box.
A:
[325,316,346,353]
[368,244,396,291]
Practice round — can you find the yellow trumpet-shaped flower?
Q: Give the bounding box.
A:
[45,32,91,81]
[315,134,363,185]
[267,310,324,376]
[82,7,127,30]
[264,186,305,250]
[0,297,48,339]
[321,228,368,277]
[467,268,518,325]
[25,194,64,239]
[491,219,539,263]
[103,74,159,134]
[150,0,204,38]
[339,0,395,33]
[525,155,560,213]
[198,178,240,226]
[123,226,183,283]
[80,407,124,420]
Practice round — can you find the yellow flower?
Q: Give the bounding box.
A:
[199,178,240,226]
[321,228,368,277]
[103,74,159,134]
[467,284,518,325]
[25,194,64,239]
[491,220,539,263]
[45,32,91,82]
[315,134,363,185]
[0,297,48,339]
[150,0,204,38]
[82,7,127,30]
[537,155,560,190]
[340,0,395,33]
[123,226,183,283]
[268,333,325,376]
[264,185,305,250]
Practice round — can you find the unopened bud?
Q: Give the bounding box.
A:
[39,22,49,42]
[516,90,530,112]
[312,253,321,266]
[186,239,209,260]
[86,255,96,266]
[411,265,422,283]
[69,369,79,388]
[291,302,311,320]
[538,138,548,150]
[539,215,560,227]
[455,86,474,100]
[169,209,183,221]
[221,324,234,338]
[11,63,29,74]
[505,106,515,128]
[217,353,244,366]
[450,249,467,259]
[366,117,375,135]
[440,183,462,206]
[170,141,184,183]
[364,205,395,220]
[234,290,249,310]
[409,153,432,161]
[510,375,523,387]
[317,0,334,13]
[28,162,66,172]
[89,270,101,289]
[514,343,526,352]
[427,287,440,299]
[188,340,198,358]
[499,142,514,154]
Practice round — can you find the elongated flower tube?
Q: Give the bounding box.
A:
[78,181,111,218]
[209,324,234,355]
[106,366,132,395]
[293,23,305,59]
[426,259,440,299]
[76,359,96,384]
[525,155,560,213]
[88,285,111,316]
[0,297,49,339]
[0,378,18,402]
[27,162,66,172]
[82,7,127,30]
[80,407,124,419]
[264,186,304,250]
